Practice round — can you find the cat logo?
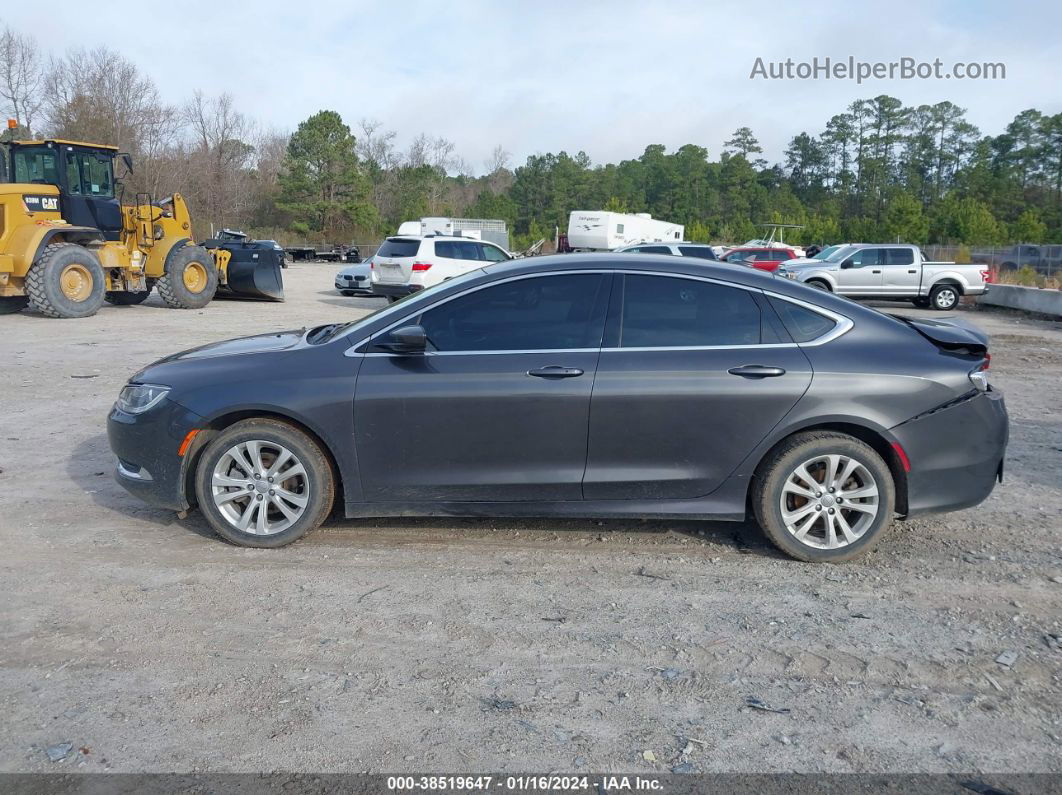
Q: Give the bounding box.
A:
[23,194,60,213]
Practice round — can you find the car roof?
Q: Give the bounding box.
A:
[386,234,491,242]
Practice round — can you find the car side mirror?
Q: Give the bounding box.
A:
[377,325,427,354]
[840,259,853,269]
[117,152,134,177]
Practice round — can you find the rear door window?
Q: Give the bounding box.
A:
[633,245,672,255]
[377,238,421,258]
[884,248,914,265]
[678,246,716,260]
[415,274,609,352]
[435,240,484,261]
[767,297,837,342]
[616,275,762,347]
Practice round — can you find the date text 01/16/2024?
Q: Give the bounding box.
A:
[386,776,664,791]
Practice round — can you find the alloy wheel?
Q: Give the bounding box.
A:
[211,440,309,535]
[778,454,879,549]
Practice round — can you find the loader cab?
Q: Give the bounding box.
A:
[9,140,124,240]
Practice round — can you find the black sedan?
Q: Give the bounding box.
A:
[107,255,1008,562]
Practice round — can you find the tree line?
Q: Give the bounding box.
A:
[1,23,1060,249]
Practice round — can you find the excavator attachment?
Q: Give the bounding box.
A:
[204,230,285,302]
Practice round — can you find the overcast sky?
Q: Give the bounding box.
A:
[7,0,1062,173]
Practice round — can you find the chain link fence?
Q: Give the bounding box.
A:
[923,243,1061,279]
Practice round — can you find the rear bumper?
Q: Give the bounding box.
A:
[892,389,1008,516]
[107,398,205,512]
[371,282,422,298]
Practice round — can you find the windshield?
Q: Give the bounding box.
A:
[824,245,857,262]
[811,245,841,261]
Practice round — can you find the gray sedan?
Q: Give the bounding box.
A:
[107,254,1007,562]
[334,258,375,296]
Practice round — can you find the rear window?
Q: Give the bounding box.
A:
[678,246,716,260]
[377,238,421,258]
[434,240,484,261]
[768,297,837,342]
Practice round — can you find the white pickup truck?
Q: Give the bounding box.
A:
[775,244,990,311]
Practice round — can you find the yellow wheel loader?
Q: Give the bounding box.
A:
[0,138,283,318]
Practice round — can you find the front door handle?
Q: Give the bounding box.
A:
[528,366,584,379]
[871,269,881,274]
[728,365,786,378]
[907,269,917,274]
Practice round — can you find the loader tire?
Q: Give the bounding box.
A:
[157,245,217,309]
[0,296,29,314]
[25,242,106,319]
[105,279,155,306]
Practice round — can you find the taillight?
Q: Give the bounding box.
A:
[980,269,992,283]
[411,262,432,272]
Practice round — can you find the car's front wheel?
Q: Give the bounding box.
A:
[752,432,895,562]
[194,418,334,548]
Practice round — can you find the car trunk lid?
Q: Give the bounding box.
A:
[889,314,988,355]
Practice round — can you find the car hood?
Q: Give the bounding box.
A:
[130,329,307,386]
[338,263,370,276]
[781,259,836,270]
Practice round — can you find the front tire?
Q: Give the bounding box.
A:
[25,242,106,318]
[194,418,334,548]
[929,283,960,311]
[157,245,218,309]
[806,280,830,291]
[752,432,895,562]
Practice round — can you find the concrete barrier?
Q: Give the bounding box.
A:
[978,284,1062,317]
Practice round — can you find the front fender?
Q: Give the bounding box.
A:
[795,269,837,289]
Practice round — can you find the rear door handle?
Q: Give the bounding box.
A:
[728,365,786,378]
[528,366,584,379]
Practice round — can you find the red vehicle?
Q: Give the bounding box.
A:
[720,246,798,272]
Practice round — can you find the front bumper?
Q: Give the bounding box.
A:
[892,389,1008,516]
[107,398,206,512]
[371,282,422,298]
[335,276,373,294]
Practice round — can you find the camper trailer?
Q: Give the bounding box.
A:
[566,211,684,251]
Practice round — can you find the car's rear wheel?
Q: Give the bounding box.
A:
[194,418,334,548]
[752,432,895,562]
[929,284,960,311]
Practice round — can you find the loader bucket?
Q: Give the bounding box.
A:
[224,255,285,301]
[205,235,286,301]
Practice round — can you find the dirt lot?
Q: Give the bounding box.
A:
[1,265,1060,775]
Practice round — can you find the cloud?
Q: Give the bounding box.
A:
[6,0,1061,172]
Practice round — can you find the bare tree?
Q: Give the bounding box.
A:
[484,144,513,192]
[183,91,257,228]
[0,25,44,134]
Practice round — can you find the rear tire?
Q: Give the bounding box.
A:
[157,245,217,309]
[929,283,960,311]
[25,242,106,319]
[105,280,155,305]
[0,296,29,314]
[752,431,895,563]
[194,418,334,548]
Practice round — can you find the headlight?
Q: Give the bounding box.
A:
[116,383,170,414]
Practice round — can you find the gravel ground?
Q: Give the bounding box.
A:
[1,265,1060,774]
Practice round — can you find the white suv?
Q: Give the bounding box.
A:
[371,235,512,302]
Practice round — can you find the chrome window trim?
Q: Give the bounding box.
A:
[344,268,853,357]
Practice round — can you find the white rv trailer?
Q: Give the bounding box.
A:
[566,211,684,251]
